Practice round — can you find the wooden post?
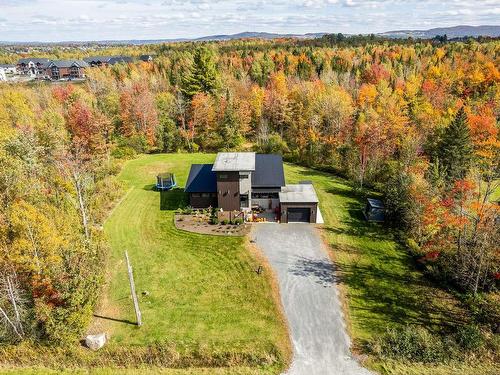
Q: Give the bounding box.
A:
[124,251,142,326]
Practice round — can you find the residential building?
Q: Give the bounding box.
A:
[46,60,88,80]
[185,152,320,223]
[17,58,50,77]
[84,55,134,67]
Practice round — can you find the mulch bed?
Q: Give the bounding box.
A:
[174,214,251,236]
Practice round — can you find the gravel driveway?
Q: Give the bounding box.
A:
[252,224,372,375]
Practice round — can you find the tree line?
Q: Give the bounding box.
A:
[0,37,498,344]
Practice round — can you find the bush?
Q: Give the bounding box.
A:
[234,218,244,225]
[209,216,218,225]
[455,325,484,351]
[221,219,229,225]
[370,326,445,363]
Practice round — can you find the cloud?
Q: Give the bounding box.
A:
[0,0,499,42]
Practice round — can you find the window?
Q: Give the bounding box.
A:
[240,194,249,208]
[218,174,228,179]
[201,193,211,198]
[252,192,279,199]
[191,193,201,197]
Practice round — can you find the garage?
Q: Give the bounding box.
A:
[279,183,319,224]
[287,207,311,223]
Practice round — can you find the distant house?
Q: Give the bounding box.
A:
[0,68,6,82]
[17,58,50,77]
[185,152,320,223]
[0,64,17,75]
[46,60,88,80]
[139,54,155,62]
[84,55,134,67]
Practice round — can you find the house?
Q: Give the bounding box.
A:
[84,56,134,67]
[0,64,17,75]
[0,68,5,82]
[364,198,385,222]
[185,152,320,223]
[17,58,50,77]
[46,60,88,80]
[139,54,155,62]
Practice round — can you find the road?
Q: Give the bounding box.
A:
[252,223,373,375]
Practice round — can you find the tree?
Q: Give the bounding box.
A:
[438,107,474,182]
[181,47,220,99]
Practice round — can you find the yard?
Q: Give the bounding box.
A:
[284,163,497,375]
[92,153,290,371]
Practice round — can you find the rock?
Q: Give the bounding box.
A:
[85,333,106,350]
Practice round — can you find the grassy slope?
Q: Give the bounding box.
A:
[94,154,288,365]
[283,163,497,375]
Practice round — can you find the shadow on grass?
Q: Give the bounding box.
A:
[160,188,188,210]
[93,314,137,326]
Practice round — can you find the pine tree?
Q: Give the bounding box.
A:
[181,47,220,99]
[438,107,473,182]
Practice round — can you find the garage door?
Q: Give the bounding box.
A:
[287,208,310,223]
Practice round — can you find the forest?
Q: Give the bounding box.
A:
[0,35,499,367]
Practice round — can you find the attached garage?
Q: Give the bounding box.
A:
[287,207,311,223]
[279,184,319,224]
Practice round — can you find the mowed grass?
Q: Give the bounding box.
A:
[283,163,486,374]
[96,153,289,364]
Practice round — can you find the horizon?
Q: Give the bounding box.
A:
[1,0,499,43]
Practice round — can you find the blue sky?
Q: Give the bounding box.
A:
[0,0,499,42]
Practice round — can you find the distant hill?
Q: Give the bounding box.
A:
[0,25,498,45]
[194,31,327,41]
[379,25,500,39]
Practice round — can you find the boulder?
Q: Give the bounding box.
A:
[85,333,106,350]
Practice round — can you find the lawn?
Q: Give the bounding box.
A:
[92,153,289,369]
[283,163,497,374]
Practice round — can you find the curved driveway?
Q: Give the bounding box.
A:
[252,224,372,375]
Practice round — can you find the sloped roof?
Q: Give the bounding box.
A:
[252,154,285,188]
[48,60,89,68]
[18,58,50,64]
[84,56,113,63]
[185,164,217,193]
[367,198,384,209]
[212,152,256,172]
[108,56,134,65]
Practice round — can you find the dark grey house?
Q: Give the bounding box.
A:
[185,152,320,223]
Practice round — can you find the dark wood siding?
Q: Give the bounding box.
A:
[280,202,317,223]
[216,171,240,211]
[189,193,217,208]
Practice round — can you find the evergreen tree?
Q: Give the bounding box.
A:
[438,107,473,182]
[181,47,220,99]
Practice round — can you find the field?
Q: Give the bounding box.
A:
[2,153,495,375]
[92,153,289,369]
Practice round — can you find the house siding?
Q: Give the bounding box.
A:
[189,193,217,208]
[216,171,240,211]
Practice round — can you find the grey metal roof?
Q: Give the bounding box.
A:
[251,154,285,188]
[0,64,15,68]
[367,198,384,209]
[48,60,89,68]
[279,184,319,203]
[18,58,50,64]
[84,56,113,64]
[212,152,255,172]
[108,56,134,65]
[185,164,217,193]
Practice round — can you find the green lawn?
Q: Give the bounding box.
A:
[283,163,497,374]
[94,153,289,369]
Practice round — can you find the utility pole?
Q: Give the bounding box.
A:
[124,251,142,326]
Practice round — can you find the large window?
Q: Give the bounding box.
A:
[51,66,59,80]
[252,192,279,199]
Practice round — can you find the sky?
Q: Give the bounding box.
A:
[0,0,499,42]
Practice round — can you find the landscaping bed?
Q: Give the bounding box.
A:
[174,211,251,236]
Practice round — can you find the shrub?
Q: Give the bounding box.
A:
[209,216,218,225]
[455,325,484,351]
[370,326,444,363]
[220,219,228,225]
[234,218,244,225]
